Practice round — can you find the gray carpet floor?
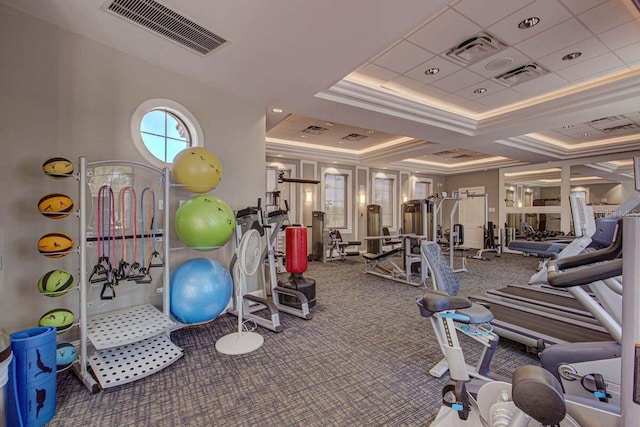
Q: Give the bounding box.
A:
[50,251,541,426]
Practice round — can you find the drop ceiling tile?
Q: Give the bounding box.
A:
[515,18,592,59]
[487,0,572,45]
[578,0,635,34]
[626,112,640,122]
[559,0,608,14]
[442,93,473,106]
[599,19,640,51]
[475,88,528,108]
[404,55,462,83]
[556,52,624,80]
[413,85,451,99]
[580,129,607,139]
[460,101,490,114]
[615,41,640,64]
[454,79,506,100]
[431,69,486,92]
[373,41,435,74]
[356,64,400,82]
[536,37,609,71]
[388,75,426,90]
[454,0,535,27]
[408,9,482,55]
[511,72,569,95]
[466,47,533,78]
[557,124,594,135]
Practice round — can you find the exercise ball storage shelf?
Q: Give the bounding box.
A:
[73,157,183,392]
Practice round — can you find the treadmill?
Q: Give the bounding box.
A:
[471,197,624,352]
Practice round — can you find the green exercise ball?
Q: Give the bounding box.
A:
[175,195,235,250]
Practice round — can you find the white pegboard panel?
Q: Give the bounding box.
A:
[87,304,175,350]
[88,334,183,389]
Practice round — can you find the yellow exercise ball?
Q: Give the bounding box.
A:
[172,147,223,193]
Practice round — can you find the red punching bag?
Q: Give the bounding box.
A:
[285,226,308,274]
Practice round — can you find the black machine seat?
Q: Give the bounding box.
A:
[362,247,403,261]
[382,227,402,248]
[418,290,494,324]
[333,230,361,251]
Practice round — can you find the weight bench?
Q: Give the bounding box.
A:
[325,229,361,261]
[363,243,427,287]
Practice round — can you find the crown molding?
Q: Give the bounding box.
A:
[315,80,478,135]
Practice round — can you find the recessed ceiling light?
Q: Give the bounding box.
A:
[562,52,582,61]
[424,67,440,75]
[339,141,344,144]
[276,154,283,157]
[366,130,375,134]
[332,161,338,164]
[271,108,284,113]
[473,87,487,94]
[563,124,574,129]
[518,17,540,29]
[299,134,307,138]
[583,133,591,136]
[324,122,334,127]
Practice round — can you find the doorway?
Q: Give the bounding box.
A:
[458,186,485,249]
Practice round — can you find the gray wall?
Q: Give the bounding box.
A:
[0,5,265,333]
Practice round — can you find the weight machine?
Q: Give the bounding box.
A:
[362,201,431,287]
[431,192,469,273]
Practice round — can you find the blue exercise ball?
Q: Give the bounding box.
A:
[170,258,233,324]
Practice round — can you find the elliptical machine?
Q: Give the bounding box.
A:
[227,199,314,333]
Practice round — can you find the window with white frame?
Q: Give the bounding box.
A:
[322,167,352,231]
[131,99,203,168]
[373,177,394,228]
[325,174,347,228]
[414,181,431,199]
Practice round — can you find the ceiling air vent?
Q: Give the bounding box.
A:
[433,150,456,157]
[341,133,368,142]
[301,126,330,135]
[588,115,627,124]
[105,0,228,55]
[445,32,507,67]
[453,154,473,159]
[493,63,547,87]
[602,123,640,134]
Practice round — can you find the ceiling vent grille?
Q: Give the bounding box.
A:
[105,0,228,55]
[453,154,473,159]
[341,133,368,142]
[301,126,330,135]
[433,150,456,157]
[602,123,640,134]
[445,32,507,66]
[493,63,547,87]
[588,115,627,124]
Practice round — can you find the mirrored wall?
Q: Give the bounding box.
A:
[500,153,639,244]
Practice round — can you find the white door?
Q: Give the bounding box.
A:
[458,186,485,249]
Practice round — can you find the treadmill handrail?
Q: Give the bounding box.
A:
[548,259,623,289]
[548,220,622,271]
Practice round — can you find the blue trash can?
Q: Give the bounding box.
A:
[1,327,12,427]
[7,326,57,427]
